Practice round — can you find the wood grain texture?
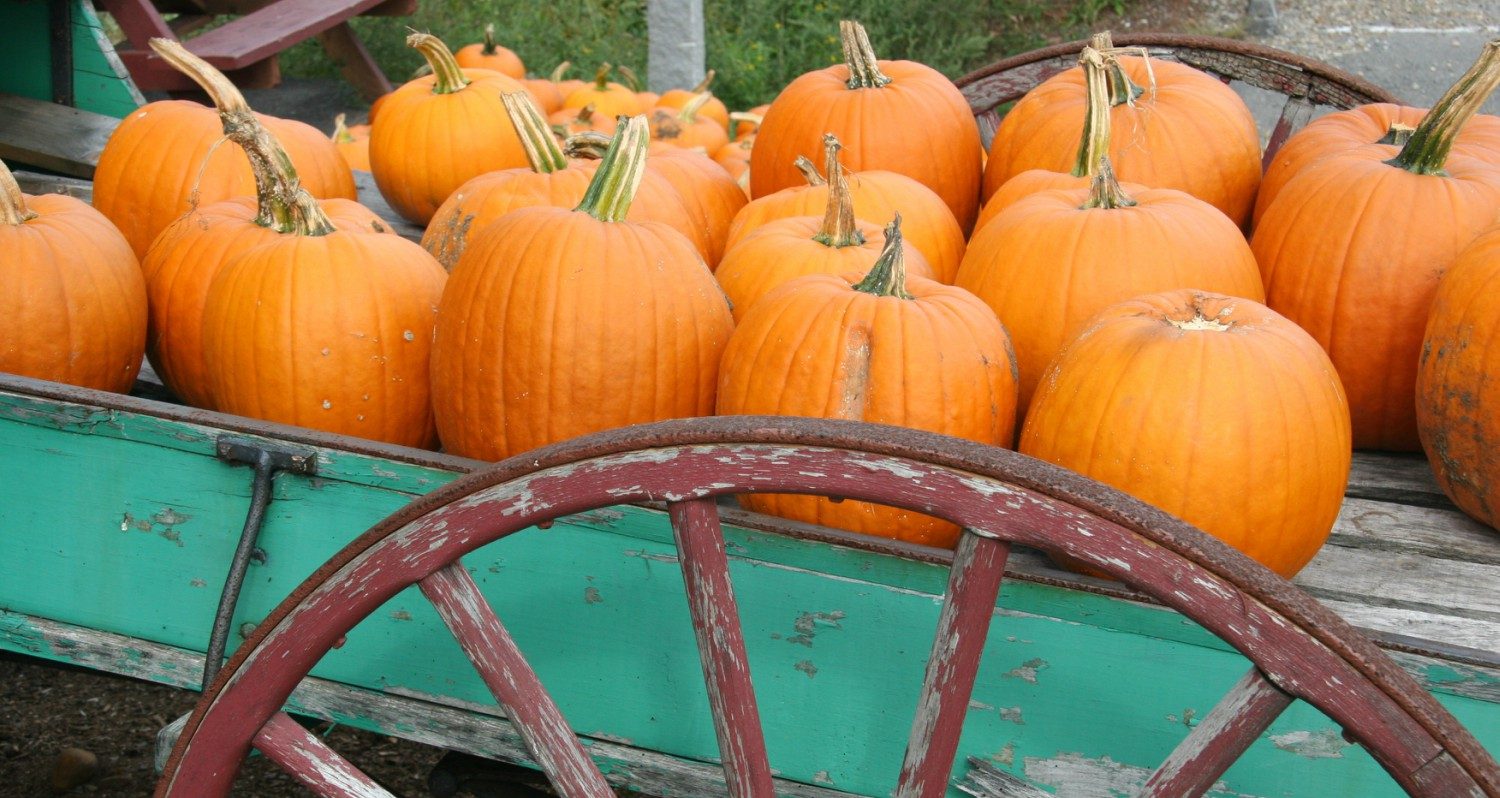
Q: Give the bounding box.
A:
[253,712,396,797]
[0,93,116,178]
[1139,668,1293,796]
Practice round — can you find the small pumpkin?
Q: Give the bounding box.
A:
[717,216,1018,548]
[751,20,983,230]
[650,92,730,153]
[716,136,933,321]
[523,62,569,115]
[549,103,617,138]
[714,136,754,195]
[1417,226,1500,529]
[654,70,731,130]
[370,32,532,225]
[561,63,642,118]
[454,23,525,79]
[330,113,371,172]
[1252,40,1500,450]
[430,116,733,460]
[0,157,145,393]
[1020,290,1351,578]
[728,134,965,283]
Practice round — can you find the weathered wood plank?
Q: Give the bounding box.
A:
[253,712,397,797]
[1347,452,1452,508]
[0,93,116,177]
[1139,668,1294,796]
[1328,497,1499,566]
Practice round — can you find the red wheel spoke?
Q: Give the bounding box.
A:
[419,561,613,798]
[1139,667,1294,797]
[252,712,395,797]
[668,498,775,798]
[895,532,1011,798]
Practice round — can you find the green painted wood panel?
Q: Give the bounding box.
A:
[1,389,1496,797]
[0,0,143,118]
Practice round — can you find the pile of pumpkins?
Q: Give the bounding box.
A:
[3,22,1499,579]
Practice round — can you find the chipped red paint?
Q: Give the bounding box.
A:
[1139,667,1294,797]
[895,533,1010,798]
[253,712,395,797]
[156,418,1500,797]
[420,563,615,797]
[668,498,776,798]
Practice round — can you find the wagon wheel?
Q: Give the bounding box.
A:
[156,417,1500,798]
[953,33,1401,167]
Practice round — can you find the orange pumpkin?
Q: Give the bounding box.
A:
[654,70,730,130]
[1252,41,1500,451]
[956,160,1265,420]
[729,134,965,282]
[430,116,733,460]
[751,20,983,230]
[549,103,616,138]
[370,33,532,225]
[984,39,1261,229]
[717,216,1018,548]
[716,137,933,321]
[0,158,145,393]
[522,61,568,115]
[650,92,730,153]
[562,63,642,118]
[1020,290,1352,578]
[93,40,355,258]
[977,45,1113,234]
[424,92,599,270]
[1417,226,1500,528]
[729,107,768,140]
[141,43,414,423]
[714,136,754,195]
[1255,103,1500,228]
[453,23,526,79]
[645,144,747,268]
[563,131,716,264]
[330,113,371,172]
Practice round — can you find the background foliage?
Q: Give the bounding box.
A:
[281,0,1124,112]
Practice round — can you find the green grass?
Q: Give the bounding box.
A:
[280,0,1130,112]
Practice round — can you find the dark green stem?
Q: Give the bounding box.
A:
[839,20,892,89]
[813,134,864,248]
[1080,157,1137,210]
[481,23,498,55]
[575,115,649,222]
[1389,39,1500,175]
[592,63,614,91]
[852,214,912,299]
[503,92,569,173]
[409,32,470,95]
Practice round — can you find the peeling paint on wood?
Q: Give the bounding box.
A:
[1271,730,1353,759]
[1003,658,1048,684]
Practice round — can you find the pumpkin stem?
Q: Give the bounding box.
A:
[728,111,762,140]
[504,92,569,173]
[151,38,336,236]
[679,91,712,124]
[1080,156,1138,210]
[853,214,912,299]
[0,158,37,225]
[550,61,572,82]
[1378,123,1417,146]
[480,22,498,55]
[691,69,716,94]
[813,134,864,248]
[793,155,827,186]
[331,113,355,144]
[1071,46,1113,178]
[617,65,643,92]
[1089,31,1148,106]
[592,63,614,91]
[562,130,612,160]
[408,32,470,95]
[839,20,892,90]
[575,115,649,222]
[1389,39,1500,176]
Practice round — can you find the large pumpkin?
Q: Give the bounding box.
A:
[1020,290,1351,578]
[717,217,1018,548]
[984,37,1261,228]
[716,138,933,321]
[730,134,965,282]
[430,116,734,460]
[0,158,145,393]
[93,40,355,258]
[751,20,983,231]
[1417,226,1500,529]
[1252,41,1500,451]
[370,33,532,225]
[956,160,1265,420]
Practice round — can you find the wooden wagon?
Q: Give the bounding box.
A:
[0,30,1496,798]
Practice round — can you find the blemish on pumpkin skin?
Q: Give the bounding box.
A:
[834,326,872,420]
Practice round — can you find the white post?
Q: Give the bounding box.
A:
[647,0,706,92]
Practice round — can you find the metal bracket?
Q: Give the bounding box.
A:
[202,435,317,688]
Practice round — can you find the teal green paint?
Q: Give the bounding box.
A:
[3,392,1499,797]
[0,1,140,117]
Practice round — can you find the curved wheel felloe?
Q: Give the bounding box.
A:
[953,33,1401,165]
[156,417,1500,798]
